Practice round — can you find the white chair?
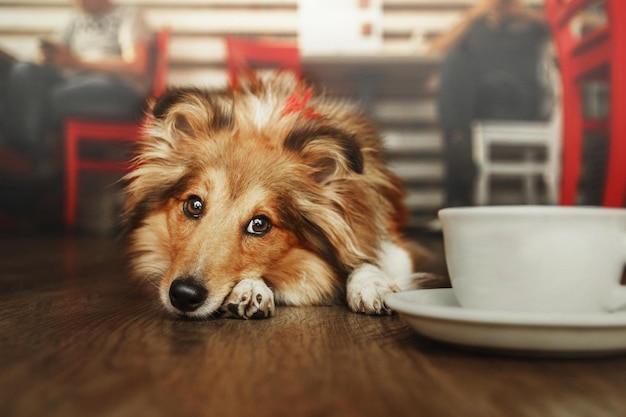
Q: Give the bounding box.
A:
[472,46,563,206]
[472,107,562,205]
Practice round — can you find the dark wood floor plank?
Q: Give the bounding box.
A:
[2,235,626,417]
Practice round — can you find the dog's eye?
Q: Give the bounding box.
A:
[183,195,204,219]
[246,215,272,236]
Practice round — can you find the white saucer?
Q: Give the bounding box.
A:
[385,289,626,357]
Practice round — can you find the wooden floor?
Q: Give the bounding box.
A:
[2,233,626,417]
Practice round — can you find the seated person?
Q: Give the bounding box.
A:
[0,0,152,167]
[430,0,551,207]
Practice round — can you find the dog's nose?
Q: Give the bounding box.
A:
[169,278,208,312]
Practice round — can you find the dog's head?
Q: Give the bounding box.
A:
[123,74,400,317]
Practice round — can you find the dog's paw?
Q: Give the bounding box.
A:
[346,264,398,315]
[222,279,275,319]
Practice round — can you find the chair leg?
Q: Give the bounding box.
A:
[603,0,626,207]
[522,150,538,204]
[559,68,584,205]
[65,123,78,230]
[544,172,558,205]
[602,138,626,203]
[475,171,488,205]
[472,128,488,205]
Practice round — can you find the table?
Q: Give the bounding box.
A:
[1,235,626,417]
[302,53,440,112]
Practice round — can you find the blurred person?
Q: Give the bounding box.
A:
[0,0,152,169]
[430,0,550,207]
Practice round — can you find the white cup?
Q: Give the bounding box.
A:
[438,206,626,314]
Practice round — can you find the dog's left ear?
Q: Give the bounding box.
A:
[284,124,364,183]
[151,87,233,141]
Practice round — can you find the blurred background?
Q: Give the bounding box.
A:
[0,0,617,235]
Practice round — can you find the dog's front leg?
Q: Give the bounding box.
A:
[346,264,398,315]
[222,278,275,319]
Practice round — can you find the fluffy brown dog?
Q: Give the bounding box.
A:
[123,74,429,319]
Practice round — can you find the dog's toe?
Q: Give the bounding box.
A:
[223,279,275,319]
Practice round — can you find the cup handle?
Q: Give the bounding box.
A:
[604,239,626,312]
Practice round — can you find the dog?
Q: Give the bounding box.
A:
[123,73,433,319]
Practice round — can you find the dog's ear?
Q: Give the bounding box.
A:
[284,124,364,184]
[151,88,233,141]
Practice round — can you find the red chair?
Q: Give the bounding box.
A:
[545,0,626,206]
[224,36,301,88]
[64,27,170,229]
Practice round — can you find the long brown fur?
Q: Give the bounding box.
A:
[123,73,427,319]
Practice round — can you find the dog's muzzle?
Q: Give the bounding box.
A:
[169,277,208,312]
